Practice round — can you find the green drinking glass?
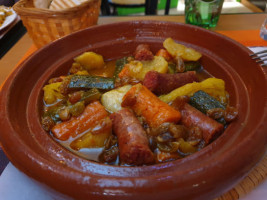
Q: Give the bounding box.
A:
[185,0,224,28]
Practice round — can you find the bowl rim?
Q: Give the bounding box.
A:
[0,20,266,199]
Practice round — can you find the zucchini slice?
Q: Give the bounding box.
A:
[68,75,114,90]
[189,90,225,114]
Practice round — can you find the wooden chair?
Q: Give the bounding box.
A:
[101,0,172,16]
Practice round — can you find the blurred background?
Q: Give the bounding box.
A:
[100,0,266,16]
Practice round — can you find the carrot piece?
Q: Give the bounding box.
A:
[122,83,181,128]
[156,49,173,62]
[118,65,130,79]
[51,101,108,141]
[70,117,112,150]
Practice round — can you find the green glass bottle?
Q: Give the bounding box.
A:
[185,0,224,28]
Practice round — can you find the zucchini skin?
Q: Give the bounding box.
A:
[184,61,201,71]
[189,90,225,114]
[168,63,176,74]
[81,88,102,104]
[168,61,200,74]
[68,75,114,90]
[113,57,129,79]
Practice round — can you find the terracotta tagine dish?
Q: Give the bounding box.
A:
[0,21,266,200]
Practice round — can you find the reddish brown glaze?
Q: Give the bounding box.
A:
[143,70,198,95]
[134,44,154,61]
[0,21,266,200]
[179,103,224,144]
[110,108,154,165]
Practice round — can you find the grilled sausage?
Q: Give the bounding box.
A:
[143,71,198,95]
[180,103,224,144]
[134,44,154,61]
[110,108,154,165]
[171,98,224,144]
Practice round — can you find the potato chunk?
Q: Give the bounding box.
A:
[163,38,202,61]
[159,78,226,103]
[70,117,112,150]
[43,82,64,104]
[101,85,132,113]
[74,52,105,71]
[120,56,168,81]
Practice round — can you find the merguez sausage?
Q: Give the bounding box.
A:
[134,44,154,61]
[177,103,224,144]
[110,108,154,165]
[143,71,199,95]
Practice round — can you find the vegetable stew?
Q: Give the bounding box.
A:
[41,38,238,166]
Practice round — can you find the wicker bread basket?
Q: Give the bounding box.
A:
[13,0,101,48]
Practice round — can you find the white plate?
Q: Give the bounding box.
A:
[0,9,17,31]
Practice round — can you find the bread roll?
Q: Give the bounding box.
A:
[33,0,53,9]
[49,0,88,10]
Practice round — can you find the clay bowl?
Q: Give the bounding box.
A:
[0,21,266,200]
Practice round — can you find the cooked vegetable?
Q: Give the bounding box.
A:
[43,82,65,104]
[159,78,227,104]
[69,101,85,117]
[101,85,132,113]
[163,38,202,61]
[155,148,181,163]
[223,106,238,122]
[99,134,119,164]
[76,70,90,75]
[184,61,201,71]
[168,63,176,74]
[178,138,197,155]
[67,89,101,105]
[113,57,129,80]
[189,90,225,114]
[189,90,230,124]
[99,146,119,163]
[70,117,112,150]
[118,56,168,81]
[156,49,173,62]
[43,89,101,127]
[157,141,180,153]
[43,104,66,123]
[74,52,105,71]
[122,83,181,128]
[58,107,71,121]
[206,106,238,124]
[68,75,114,90]
[81,88,102,104]
[41,41,238,166]
[51,101,108,141]
[175,56,186,73]
[41,116,55,131]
